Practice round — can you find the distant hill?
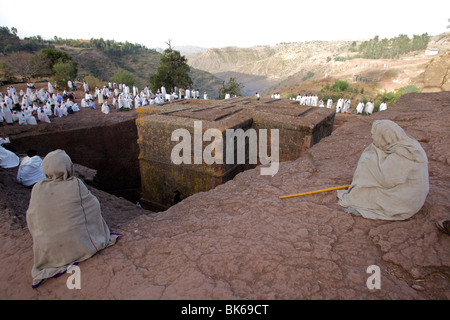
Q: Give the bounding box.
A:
[186,33,450,97]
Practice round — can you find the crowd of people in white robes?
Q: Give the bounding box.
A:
[79,82,207,115]
[1,82,80,127]
[286,92,388,115]
[1,80,209,125]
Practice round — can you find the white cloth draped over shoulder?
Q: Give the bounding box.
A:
[17,155,46,187]
[337,120,429,220]
[356,102,365,114]
[38,110,51,123]
[364,102,374,114]
[26,150,118,286]
[2,103,14,123]
[0,146,20,168]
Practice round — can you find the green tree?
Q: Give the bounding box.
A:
[219,77,244,99]
[113,68,135,87]
[150,41,192,92]
[52,61,78,89]
[40,48,72,68]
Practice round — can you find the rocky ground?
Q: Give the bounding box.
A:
[0,87,449,300]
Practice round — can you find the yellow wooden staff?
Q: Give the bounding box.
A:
[280,185,350,199]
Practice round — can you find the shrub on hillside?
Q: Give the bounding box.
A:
[332,80,349,92]
[83,74,106,89]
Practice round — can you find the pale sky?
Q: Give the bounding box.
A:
[0,0,448,49]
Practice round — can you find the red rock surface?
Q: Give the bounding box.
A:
[0,90,449,300]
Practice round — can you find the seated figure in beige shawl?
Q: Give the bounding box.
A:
[26,150,118,288]
[337,120,429,220]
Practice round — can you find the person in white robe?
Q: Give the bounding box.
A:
[343,99,351,113]
[336,98,344,113]
[98,90,104,105]
[67,80,73,92]
[17,150,46,187]
[12,92,20,110]
[379,101,387,112]
[25,114,37,125]
[0,145,20,168]
[54,105,62,118]
[185,88,191,99]
[60,103,68,117]
[364,101,374,115]
[125,96,133,110]
[225,93,231,100]
[101,101,110,114]
[118,95,124,110]
[356,101,365,114]
[12,111,19,122]
[326,98,333,109]
[1,103,13,124]
[5,95,13,111]
[72,103,80,112]
[112,97,117,109]
[318,100,325,108]
[43,104,52,117]
[48,82,54,95]
[102,86,110,99]
[38,109,51,123]
[32,103,39,113]
[83,82,89,93]
[134,96,141,108]
[300,95,306,105]
[18,112,27,125]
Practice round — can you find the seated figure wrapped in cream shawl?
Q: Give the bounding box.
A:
[26,149,118,287]
[337,120,429,221]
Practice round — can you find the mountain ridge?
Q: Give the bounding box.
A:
[185,33,450,97]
